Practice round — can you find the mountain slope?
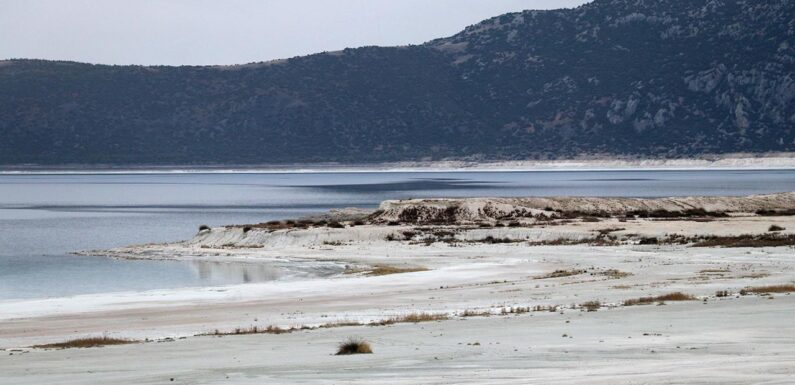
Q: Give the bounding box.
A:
[1,0,793,165]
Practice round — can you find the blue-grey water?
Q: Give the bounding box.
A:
[1,170,794,300]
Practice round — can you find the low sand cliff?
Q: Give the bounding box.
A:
[372,192,795,224]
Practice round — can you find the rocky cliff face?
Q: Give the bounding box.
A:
[1,0,792,165]
[428,0,794,157]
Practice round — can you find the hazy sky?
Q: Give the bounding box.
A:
[0,0,589,66]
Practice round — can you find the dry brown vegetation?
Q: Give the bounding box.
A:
[209,312,450,338]
[535,269,586,279]
[528,237,620,246]
[598,269,633,279]
[692,234,795,248]
[634,233,795,247]
[208,325,301,336]
[581,301,602,312]
[626,208,729,218]
[233,218,348,232]
[738,272,771,279]
[756,209,795,216]
[374,312,449,325]
[336,338,373,355]
[33,336,137,349]
[623,292,697,306]
[461,309,492,317]
[740,284,795,295]
[469,236,521,244]
[364,265,428,276]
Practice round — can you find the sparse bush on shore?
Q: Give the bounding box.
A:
[756,209,795,216]
[461,309,492,317]
[638,237,659,245]
[740,285,795,295]
[365,265,428,276]
[581,301,601,312]
[374,312,448,325]
[692,234,795,247]
[33,336,136,349]
[535,269,586,279]
[336,338,373,355]
[623,292,696,306]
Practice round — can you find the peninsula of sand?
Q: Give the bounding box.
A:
[2,192,795,384]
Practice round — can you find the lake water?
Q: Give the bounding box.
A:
[1,169,794,300]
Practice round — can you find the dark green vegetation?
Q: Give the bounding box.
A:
[1,0,792,165]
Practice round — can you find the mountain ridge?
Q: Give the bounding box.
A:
[1,0,793,165]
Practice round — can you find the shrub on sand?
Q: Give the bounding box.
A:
[33,336,136,349]
[740,285,795,295]
[336,338,373,355]
[623,292,696,306]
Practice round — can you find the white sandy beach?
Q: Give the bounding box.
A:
[1,194,794,384]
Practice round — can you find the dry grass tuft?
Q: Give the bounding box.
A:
[33,336,136,349]
[206,325,302,336]
[461,309,492,317]
[740,284,795,295]
[581,301,602,312]
[692,234,795,248]
[532,305,560,312]
[756,209,795,216]
[320,320,364,328]
[623,292,696,306]
[599,269,632,279]
[535,269,586,279]
[738,272,770,279]
[336,338,373,355]
[374,312,448,325]
[366,265,428,276]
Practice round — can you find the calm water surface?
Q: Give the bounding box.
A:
[1,170,794,300]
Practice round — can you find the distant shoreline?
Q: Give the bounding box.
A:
[2,155,795,174]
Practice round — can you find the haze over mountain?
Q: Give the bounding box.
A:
[1,0,793,165]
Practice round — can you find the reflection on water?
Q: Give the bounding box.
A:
[294,178,505,193]
[188,260,344,284]
[192,261,283,284]
[0,254,346,301]
[1,170,794,301]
